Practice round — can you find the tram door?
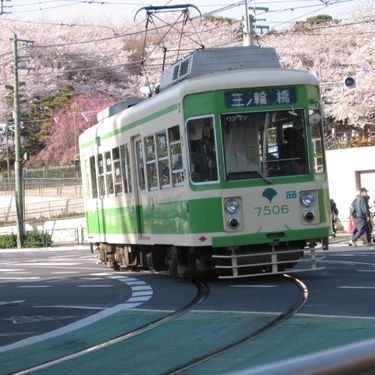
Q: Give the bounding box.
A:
[133,136,150,238]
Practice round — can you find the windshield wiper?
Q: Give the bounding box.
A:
[232,138,272,184]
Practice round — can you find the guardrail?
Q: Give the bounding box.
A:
[0,196,84,227]
[0,178,82,197]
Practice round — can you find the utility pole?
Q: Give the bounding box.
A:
[1,0,11,15]
[11,34,34,248]
[243,0,252,46]
[243,4,269,46]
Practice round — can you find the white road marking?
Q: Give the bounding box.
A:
[338,286,375,289]
[126,281,150,286]
[35,305,106,310]
[0,261,155,354]
[0,300,25,306]
[126,296,153,302]
[133,291,154,296]
[0,277,40,280]
[131,285,152,291]
[13,263,79,266]
[108,275,129,279]
[0,269,25,272]
[17,286,51,288]
[0,275,154,353]
[76,285,115,288]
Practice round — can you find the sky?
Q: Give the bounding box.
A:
[2,0,361,31]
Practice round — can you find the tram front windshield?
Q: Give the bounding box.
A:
[222,109,312,181]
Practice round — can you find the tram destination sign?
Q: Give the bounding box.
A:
[225,88,297,108]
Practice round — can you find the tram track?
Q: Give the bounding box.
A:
[11,274,307,375]
[12,280,210,375]
[166,274,308,375]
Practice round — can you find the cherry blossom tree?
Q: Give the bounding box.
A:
[0,1,374,168]
[28,92,114,167]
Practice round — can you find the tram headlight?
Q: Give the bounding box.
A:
[224,199,240,214]
[300,192,315,208]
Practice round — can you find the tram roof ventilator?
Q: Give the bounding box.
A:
[159,46,281,91]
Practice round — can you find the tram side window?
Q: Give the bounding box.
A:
[157,130,171,189]
[90,156,98,198]
[187,116,218,183]
[145,135,158,191]
[105,151,114,195]
[90,157,98,198]
[97,154,105,197]
[84,156,98,198]
[112,147,123,196]
[135,140,146,190]
[120,144,132,193]
[169,125,184,186]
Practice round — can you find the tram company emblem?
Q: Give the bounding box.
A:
[262,188,278,203]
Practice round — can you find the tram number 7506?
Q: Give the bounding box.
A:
[254,205,289,216]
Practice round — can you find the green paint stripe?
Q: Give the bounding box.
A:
[81,103,178,149]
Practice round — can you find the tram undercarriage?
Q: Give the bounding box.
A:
[91,239,326,278]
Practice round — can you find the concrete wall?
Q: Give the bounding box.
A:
[326,146,375,227]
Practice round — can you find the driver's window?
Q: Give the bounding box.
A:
[221,110,309,181]
[187,116,218,183]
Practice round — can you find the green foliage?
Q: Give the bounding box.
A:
[204,15,235,25]
[0,234,16,248]
[341,137,375,149]
[0,232,52,248]
[24,231,53,248]
[305,15,333,25]
[0,83,76,172]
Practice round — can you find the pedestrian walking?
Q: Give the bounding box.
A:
[349,191,359,236]
[330,199,339,237]
[349,188,371,246]
[363,194,373,244]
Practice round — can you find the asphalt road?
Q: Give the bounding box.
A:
[2,239,375,375]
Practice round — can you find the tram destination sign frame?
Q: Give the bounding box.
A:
[225,88,297,108]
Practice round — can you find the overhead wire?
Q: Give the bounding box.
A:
[0,0,367,87]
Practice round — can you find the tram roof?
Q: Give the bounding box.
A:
[159,46,282,91]
[94,48,318,124]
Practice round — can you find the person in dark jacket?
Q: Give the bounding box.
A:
[330,199,339,237]
[349,188,371,246]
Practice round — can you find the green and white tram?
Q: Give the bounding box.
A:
[79,46,330,278]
